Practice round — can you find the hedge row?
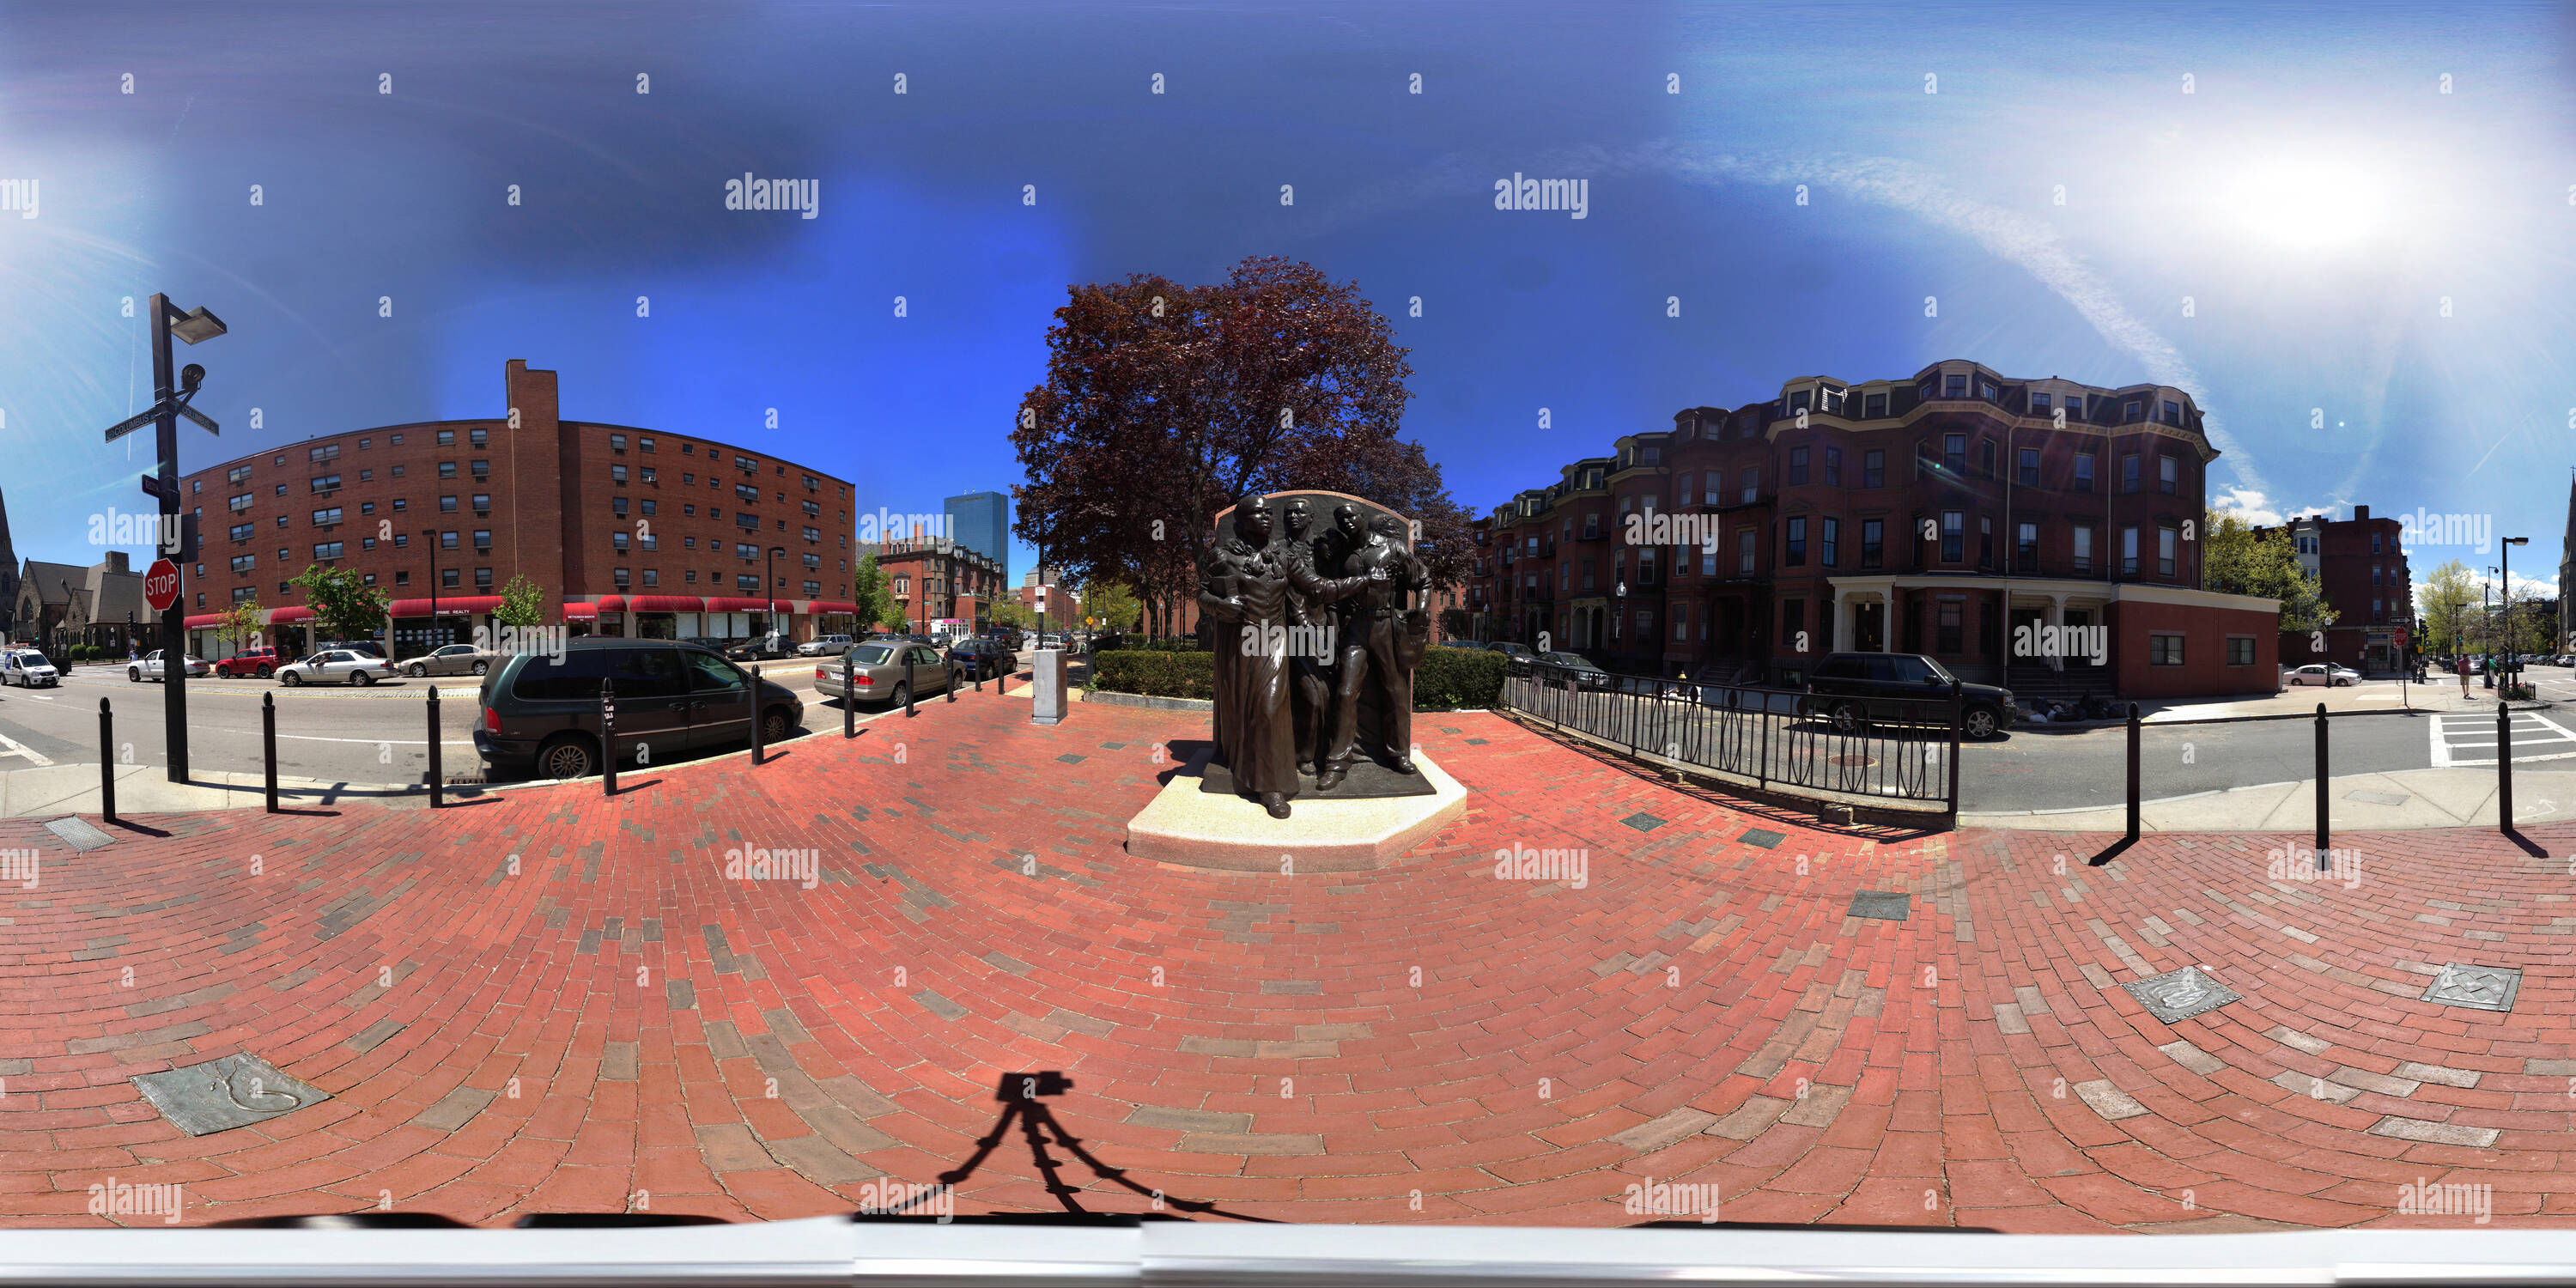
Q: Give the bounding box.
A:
[1089,645,1504,711]
[1091,649,1217,699]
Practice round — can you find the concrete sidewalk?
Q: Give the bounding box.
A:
[1963,762,2576,831]
[0,762,487,817]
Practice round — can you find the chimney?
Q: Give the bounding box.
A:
[106,551,129,574]
[2354,505,2370,521]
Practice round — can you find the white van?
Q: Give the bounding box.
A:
[1,649,60,688]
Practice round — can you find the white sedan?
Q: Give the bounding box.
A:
[276,649,398,687]
[2285,663,2362,687]
[129,650,210,682]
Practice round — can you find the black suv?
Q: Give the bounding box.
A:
[1804,652,2015,740]
[947,638,1018,682]
[474,638,804,780]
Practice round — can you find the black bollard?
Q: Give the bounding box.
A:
[2499,700,2514,835]
[842,651,856,738]
[945,660,956,703]
[905,667,917,719]
[1944,678,1963,821]
[2124,703,2142,844]
[263,691,280,813]
[98,697,115,826]
[2313,702,2329,860]
[748,663,763,766]
[426,685,442,809]
[600,677,617,796]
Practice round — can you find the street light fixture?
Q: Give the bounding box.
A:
[94,294,227,783]
[766,546,787,639]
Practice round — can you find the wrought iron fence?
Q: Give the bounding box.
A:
[1500,659,1959,815]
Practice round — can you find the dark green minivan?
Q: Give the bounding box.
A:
[472,638,804,780]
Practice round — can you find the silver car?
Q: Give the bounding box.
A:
[129,650,211,682]
[277,648,398,686]
[814,641,954,707]
[1,650,59,687]
[795,633,854,657]
[404,642,497,678]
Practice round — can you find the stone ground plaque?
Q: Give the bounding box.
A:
[2422,963,2519,1012]
[131,1054,329,1136]
[1848,890,1911,921]
[44,817,114,852]
[2120,966,2240,1024]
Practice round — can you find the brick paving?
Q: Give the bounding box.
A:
[3,697,2574,1229]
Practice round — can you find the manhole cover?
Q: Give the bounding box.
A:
[2119,966,2239,1024]
[1623,812,1665,832]
[1848,890,1910,920]
[2422,963,2519,1012]
[1741,829,1787,849]
[43,817,114,852]
[1828,754,1878,768]
[131,1054,329,1136]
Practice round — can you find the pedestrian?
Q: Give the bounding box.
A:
[2458,653,2470,696]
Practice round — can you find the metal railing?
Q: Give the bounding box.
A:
[1501,659,1960,816]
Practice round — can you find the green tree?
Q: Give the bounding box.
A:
[990,599,1036,629]
[287,564,391,644]
[878,600,910,633]
[2203,511,2336,634]
[495,574,548,628]
[850,555,892,635]
[217,597,265,655]
[2417,561,2479,656]
[1078,579,1140,634]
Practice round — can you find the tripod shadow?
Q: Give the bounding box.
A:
[877,1072,1279,1223]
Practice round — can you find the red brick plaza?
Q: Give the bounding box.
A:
[4,696,2575,1230]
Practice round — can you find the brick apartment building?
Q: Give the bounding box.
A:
[2252,507,2413,673]
[860,537,1008,635]
[1467,360,2281,700]
[176,360,861,658]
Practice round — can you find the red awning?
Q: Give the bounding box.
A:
[184,613,224,629]
[627,595,706,612]
[596,596,626,613]
[268,607,315,623]
[562,602,598,620]
[387,596,503,617]
[806,601,861,615]
[702,597,775,612]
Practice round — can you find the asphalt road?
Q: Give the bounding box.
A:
[0,657,875,786]
[1960,673,2576,812]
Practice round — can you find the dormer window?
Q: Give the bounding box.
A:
[1789,388,1812,413]
[1820,386,1846,414]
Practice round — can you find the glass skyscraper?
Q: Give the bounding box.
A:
[944,490,1010,586]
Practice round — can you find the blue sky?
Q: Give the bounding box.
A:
[3,1,2572,607]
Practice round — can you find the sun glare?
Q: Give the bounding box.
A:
[2215,158,2394,253]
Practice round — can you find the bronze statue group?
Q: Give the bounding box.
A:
[1198,495,1433,819]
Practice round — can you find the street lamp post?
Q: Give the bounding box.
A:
[423,529,442,655]
[2504,536,2530,685]
[1614,580,1629,668]
[97,294,227,783]
[767,546,787,641]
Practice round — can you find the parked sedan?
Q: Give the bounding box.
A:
[724,632,795,662]
[946,639,1019,682]
[1804,652,2017,740]
[214,647,283,678]
[1,649,59,688]
[1535,651,1613,689]
[129,650,211,682]
[2285,663,2361,688]
[815,641,955,707]
[404,642,498,678]
[795,634,854,657]
[276,649,398,686]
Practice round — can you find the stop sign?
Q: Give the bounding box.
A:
[143,558,181,612]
